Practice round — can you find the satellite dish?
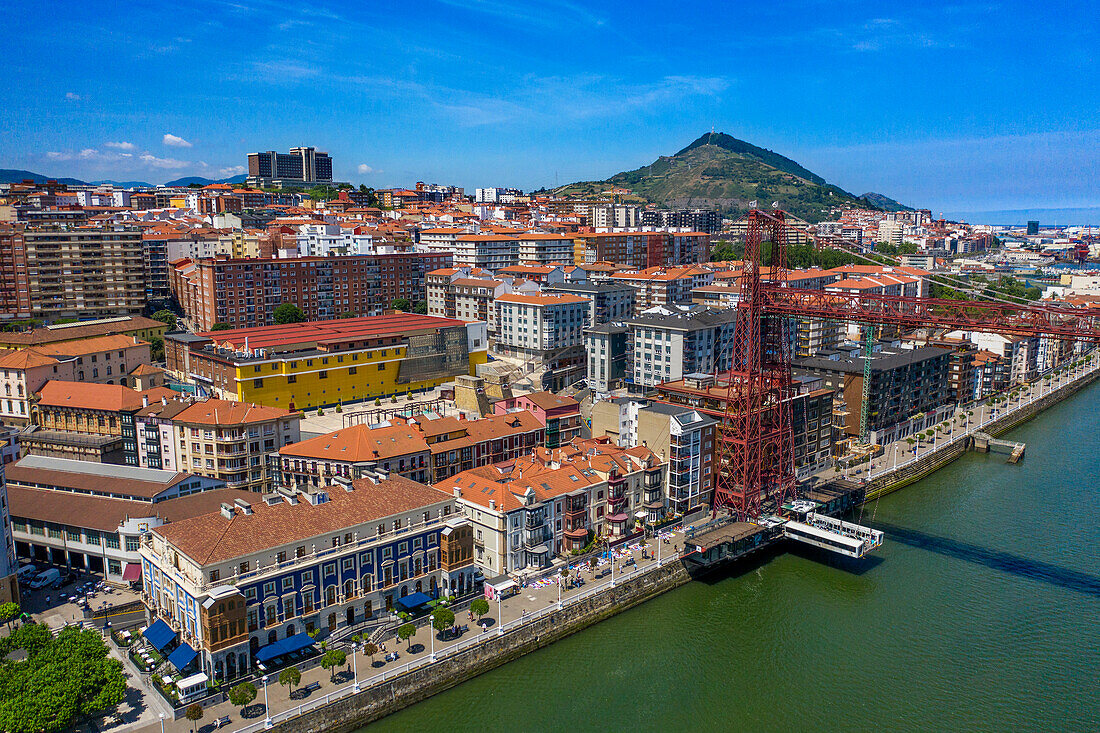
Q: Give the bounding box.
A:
[748,200,758,209]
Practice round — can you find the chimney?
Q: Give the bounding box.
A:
[234,498,253,515]
[453,487,461,498]
[219,503,235,520]
[489,499,496,511]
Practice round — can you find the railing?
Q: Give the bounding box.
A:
[232,551,685,733]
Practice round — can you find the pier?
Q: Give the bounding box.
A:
[970,431,1026,463]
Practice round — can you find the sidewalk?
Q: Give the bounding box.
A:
[824,358,1097,485]
[135,527,689,733]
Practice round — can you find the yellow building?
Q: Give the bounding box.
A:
[165,314,488,411]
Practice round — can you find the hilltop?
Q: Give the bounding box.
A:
[554,132,905,223]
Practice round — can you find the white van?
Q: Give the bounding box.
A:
[17,564,36,581]
[29,568,60,589]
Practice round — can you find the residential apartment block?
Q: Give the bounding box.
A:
[442,438,663,574]
[170,252,451,332]
[793,342,952,444]
[494,293,590,391]
[626,306,737,390]
[18,225,146,320]
[136,398,301,493]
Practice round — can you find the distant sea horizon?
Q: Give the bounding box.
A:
[942,206,1100,227]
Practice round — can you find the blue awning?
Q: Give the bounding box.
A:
[254,633,314,663]
[167,642,197,671]
[395,591,432,611]
[142,619,177,652]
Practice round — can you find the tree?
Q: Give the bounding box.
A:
[339,311,357,319]
[278,666,301,697]
[470,598,490,621]
[397,622,416,650]
[432,607,455,634]
[151,309,177,329]
[228,682,257,713]
[390,298,411,313]
[210,322,231,331]
[0,624,126,733]
[148,335,164,362]
[273,303,307,325]
[412,300,428,315]
[0,602,20,629]
[185,703,203,733]
[363,642,379,663]
[320,650,345,682]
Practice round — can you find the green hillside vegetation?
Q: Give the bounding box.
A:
[861,191,913,211]
[555,132,888,223]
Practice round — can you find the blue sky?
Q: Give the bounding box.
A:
[2,0,1096,213]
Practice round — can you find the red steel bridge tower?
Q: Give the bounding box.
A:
[712,209,1100,521]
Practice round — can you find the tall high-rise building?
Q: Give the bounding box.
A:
[1027,220,1040,235]
[246,146,334,188]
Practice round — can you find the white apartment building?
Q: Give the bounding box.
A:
[516,234,578,265]
[626,306,737,390]
[494,293,591,358]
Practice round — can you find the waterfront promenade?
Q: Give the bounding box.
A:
[135,530,689,733]
[819,354,1098,488]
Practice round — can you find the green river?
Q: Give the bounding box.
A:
[367,383,1100,732]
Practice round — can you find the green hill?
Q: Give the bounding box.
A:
[555,132,893,223]
[861,191,912,211]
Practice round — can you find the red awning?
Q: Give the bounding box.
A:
[122,563,142,582]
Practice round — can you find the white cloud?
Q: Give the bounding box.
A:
[163,134,192,148]
[65,92,81,101]
[139,153,191,169]
[105,141,136,150]
[357,164,375,174]
[219,165,247,177]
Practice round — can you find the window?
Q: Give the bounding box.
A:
[301,570,313,586]
[319,371,327,380]
[263,581,276,596]
[125,536,140,552]
[276,551,286,563]
[240,561,250,574]
[296,545,306,558]
[342,557,354,571]
[349,367,357,375]
[288,375,296,384]
[210,569,220,582]
[377,363,384,371]
[324,563,336,577]
[382,546,392,561]
[282,577,294,592]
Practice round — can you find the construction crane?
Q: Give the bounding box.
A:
[712,209,1100,521]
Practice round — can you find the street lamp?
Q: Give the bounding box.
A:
[556,575,562,610]
[352,642,360,691]
[158,713,165,733]
[262,674,272,729]
[429,613,436,661]
[497,593,503,637]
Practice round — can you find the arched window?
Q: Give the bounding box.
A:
[325,586,336,606]
[343,579,354,598]
[268,630,277,644]
[361,575,372,593]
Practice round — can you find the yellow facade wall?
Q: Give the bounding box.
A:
[233,347,489,410]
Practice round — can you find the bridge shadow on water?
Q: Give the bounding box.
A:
[874,521,1100,598]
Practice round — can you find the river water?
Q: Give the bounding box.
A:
[366,383,1100,732]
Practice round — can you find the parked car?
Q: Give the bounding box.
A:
[29,568,60,589]
[17,564,37,581]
